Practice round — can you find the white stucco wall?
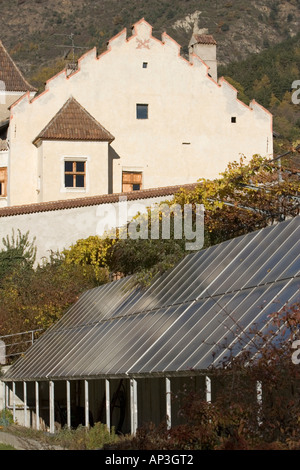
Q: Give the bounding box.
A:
[8,19,273,207]
[0,150,8,208]
[36,140,110,203]
[0,195,169,263]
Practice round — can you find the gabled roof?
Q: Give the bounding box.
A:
[0,40,37,92]
[4,216,300,382]
[33,97,115,146]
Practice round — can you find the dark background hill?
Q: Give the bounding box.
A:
[0,0,299,152]
[1,0,299,78]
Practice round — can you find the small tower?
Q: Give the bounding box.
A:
[189,27,218,81]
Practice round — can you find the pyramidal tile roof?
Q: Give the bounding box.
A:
[0,40,37,92]
[33,97,115,145]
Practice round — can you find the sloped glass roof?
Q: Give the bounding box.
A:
[3,216,300,382]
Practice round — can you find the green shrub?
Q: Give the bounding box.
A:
[86,422,119,450]
[0,409,14,427]
[54,422,119,450]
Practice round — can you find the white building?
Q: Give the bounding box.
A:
[0,18,272,208]
[0,39,36,207]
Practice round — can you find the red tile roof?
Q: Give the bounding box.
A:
[0,183,198,217]
[0,40,37,92]
[33,97,115,145]
[193,34,217,46]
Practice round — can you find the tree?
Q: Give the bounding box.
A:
[105,202,191,284]
[0,238,108,342]
[0,230,36,284]
[66,154,299,284]
[63,235,113,283]
[173,154,299,247]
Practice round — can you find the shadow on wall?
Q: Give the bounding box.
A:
[108,146,121,194]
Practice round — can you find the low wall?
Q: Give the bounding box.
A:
[0,194,169,263]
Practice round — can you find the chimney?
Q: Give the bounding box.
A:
[189,27,218,82]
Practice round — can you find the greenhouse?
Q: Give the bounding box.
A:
[2,216,300,434]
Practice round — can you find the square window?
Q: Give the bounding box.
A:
[136,104,148,119]
[64,160,86,188]
[142,62,148,68]
[122,171,142,192]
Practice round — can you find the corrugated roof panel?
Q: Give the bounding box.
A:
[202,218,296,295]
[104,304,188,376]
[191,280,299,370]
[3,216,300,382]
[4,277,137,380]
[112,248,205,316]
[222,279,300,365]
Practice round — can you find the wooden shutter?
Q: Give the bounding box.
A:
[122,172,142,192]
[0,167,7,197]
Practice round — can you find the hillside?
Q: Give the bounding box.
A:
[219,31,300,154]
[0,0,300,83]
[0,0,299,153]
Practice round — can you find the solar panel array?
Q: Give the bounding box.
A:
[4,216,300,382]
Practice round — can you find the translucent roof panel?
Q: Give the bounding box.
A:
[3,216,300,382]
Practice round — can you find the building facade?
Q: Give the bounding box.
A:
[0,39,36,207]
[1,19,273,208]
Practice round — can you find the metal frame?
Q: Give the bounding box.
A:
[166,377,171,429]
[130,378,138,435]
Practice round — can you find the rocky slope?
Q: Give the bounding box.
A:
[0,0,299,83]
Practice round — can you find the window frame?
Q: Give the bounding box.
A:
[61,156,89,193]
[122,171,143,192]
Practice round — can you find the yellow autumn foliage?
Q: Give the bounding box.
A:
[63,235,115,281]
